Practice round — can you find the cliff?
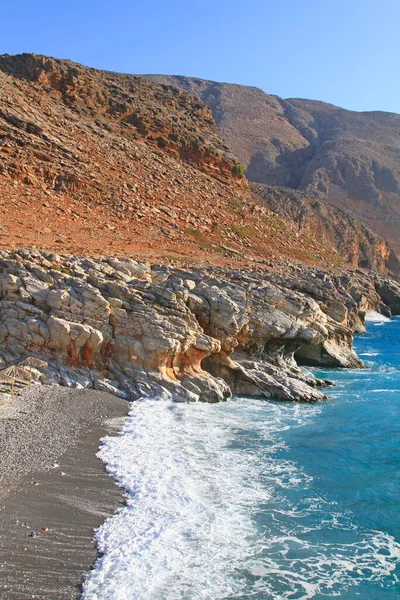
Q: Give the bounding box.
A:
[252,183,400,274]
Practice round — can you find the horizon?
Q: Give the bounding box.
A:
[1,0,399,115]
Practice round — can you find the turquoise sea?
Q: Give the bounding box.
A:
[83,317,400,600]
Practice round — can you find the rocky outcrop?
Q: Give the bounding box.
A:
[1,249,399,404]
[0,53,240,186]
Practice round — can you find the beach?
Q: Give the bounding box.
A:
[0,386,129,600]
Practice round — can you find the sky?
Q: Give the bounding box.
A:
[1,0,399,113]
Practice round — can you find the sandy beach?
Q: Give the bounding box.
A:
[0,386,129,599]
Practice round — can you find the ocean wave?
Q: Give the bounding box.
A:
[365,311,391,323]
[367,389,400,393]
[245,530,400,599]
[82,398,400,600]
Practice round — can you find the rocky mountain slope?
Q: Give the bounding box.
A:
[0,52,340,271]
[251,183,400,274]
[145,75,400,254]
[0,53,396,276]
[0,248,399,404]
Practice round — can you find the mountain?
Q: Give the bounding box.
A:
[0,53,341,269]
[144,75,400,255]
[0,53,397,276]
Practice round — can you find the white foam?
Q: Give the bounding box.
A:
[82,398,400,600]
[369,389,400,393]
[365,311,391,323]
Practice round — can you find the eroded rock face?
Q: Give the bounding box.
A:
[0,53,240,187]
[0,249,399,403]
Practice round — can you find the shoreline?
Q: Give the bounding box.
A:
[0,386,129,600]
[81,321,400,599]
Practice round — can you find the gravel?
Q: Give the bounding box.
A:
[0,385,129,599]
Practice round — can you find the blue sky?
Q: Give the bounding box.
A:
[1,0,399,113]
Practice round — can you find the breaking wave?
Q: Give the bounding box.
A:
[365,310,391,323]
[82,394,400,599]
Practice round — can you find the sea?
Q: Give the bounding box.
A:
[82,314,400,600]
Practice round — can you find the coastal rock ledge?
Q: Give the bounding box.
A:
[0,249,399,403]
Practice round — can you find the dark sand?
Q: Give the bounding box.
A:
[0,386,129,599]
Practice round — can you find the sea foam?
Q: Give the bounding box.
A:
[82,397,400,600]
[365,310,391,323]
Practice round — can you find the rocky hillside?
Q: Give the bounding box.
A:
[0,54,250,262]
[0,53,396,276]
[145,75,400,255]
[251,183,400,274]
[1,248,399,404]
[1,55,400,406]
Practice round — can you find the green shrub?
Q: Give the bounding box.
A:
[232,164,245,178]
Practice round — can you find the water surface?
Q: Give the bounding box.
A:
[83,317,400,599]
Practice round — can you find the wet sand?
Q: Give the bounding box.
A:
[0,387,129,599]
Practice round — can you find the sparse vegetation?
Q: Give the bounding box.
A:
[185,227,201,238]
[228,197,244,212]
[232,164,245,178]
[51,264,72,275]
[230,223,260,239]
[261,215,287,232]
[165,254,187,264]
[185,227,213,249]
[185,227,203,240]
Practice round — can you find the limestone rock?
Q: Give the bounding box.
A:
[0,249,398,403]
